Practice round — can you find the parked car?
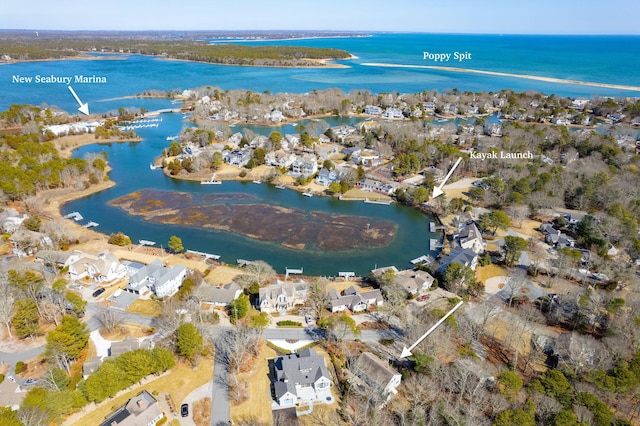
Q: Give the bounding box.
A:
[23,379,38,386]
[92,288,105,298]
[305,314,314,324]
[181,403,189,417]
[417,294,430,302]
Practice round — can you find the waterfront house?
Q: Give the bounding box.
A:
[67,251,128,283]
[382,107,404,119]
[250,135,268,149]
[100,390,163,426]
[223,148,252,167]
[125,259,187,298]
[455,222,486,255]
[265,150,297,168]
[265,110,285,122]
[315,168,340,186]
[364,105,383,115]
[356,178,397,195]
[271,348,333,407]
[350,352,402,401]
[329,285,384,313]
[438,247,478,272]
[290,154,318,178]
[258,279,309,313]
[394,269,435,295]
[198,282,243,307]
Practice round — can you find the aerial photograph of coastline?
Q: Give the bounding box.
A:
[1,1,639,425]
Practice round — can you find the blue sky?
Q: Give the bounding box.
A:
[1,0,638,34]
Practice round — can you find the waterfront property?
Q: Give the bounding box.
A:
[198,282,243,307]
[258,279,309,313]
[271,348,333,407]
[125,259,187,298]
[329,285,383,313]
[394,269,435,295]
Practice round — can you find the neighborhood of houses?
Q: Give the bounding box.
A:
[1,164,634,422]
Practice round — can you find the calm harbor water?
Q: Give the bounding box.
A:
[62,112,439,276]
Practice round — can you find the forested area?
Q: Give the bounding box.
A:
[0,36,351,66]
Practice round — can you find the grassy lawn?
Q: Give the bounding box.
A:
[230,344,276,426]
[476,264,507,283]
[325,280,368,294]
[511,219,543,238]
[70,358,214,426]
[342,187,392,201]
[126,299,162,317]
[206,265,243,285]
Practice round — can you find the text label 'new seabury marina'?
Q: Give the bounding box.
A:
[11,74,108,84]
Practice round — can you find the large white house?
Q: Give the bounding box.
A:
[125,259,187,298]
[272,348,333,406]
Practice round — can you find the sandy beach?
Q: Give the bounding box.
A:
[361,62,640,92]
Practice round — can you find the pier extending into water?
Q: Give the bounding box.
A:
[187,249,221,260]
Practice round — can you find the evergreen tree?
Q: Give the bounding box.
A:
[175,323,203,361]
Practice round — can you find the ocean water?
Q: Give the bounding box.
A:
[1,34,639,115]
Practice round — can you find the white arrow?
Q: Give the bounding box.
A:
[67,85,89,115]
[432,157,462,199]
[400,300,464,358]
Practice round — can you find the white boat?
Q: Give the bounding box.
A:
[275,184,285,189]
[252,180,262,184]
[166,135,179,141]
[302,192,313,197]
[201,174,222,185]
[149,163,159,170]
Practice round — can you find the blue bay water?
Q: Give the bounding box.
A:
[1,33,638,275]
[1,34,639,114]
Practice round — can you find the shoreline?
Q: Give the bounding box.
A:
[53,133,143,159]
[361,62,640,92]
[2,51,354,69]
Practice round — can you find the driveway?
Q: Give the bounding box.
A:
[179,381,213,426]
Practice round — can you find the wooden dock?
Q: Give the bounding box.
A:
[186,249,221,260]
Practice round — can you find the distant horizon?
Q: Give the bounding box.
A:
[1,0,638,35]
[2,29,640,37]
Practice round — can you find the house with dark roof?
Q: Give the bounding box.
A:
[99,390,163,426]
[438,247,478,273]
[350,352,401,401]
[271,348,333,407]
[329,285,383,313]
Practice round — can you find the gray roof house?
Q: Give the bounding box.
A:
[439,247,478,272]
[272,348,333,407]
[126,259,187,298]
[259,279,309,313]
[199,282,243,307]
[329,286,383,313]
[100,390,163,426]
[394,269,435,295]
[456,222,486,254]
[110,335,153,357]
[350,352,402,402]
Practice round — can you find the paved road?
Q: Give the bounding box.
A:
[211,340,231,426]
